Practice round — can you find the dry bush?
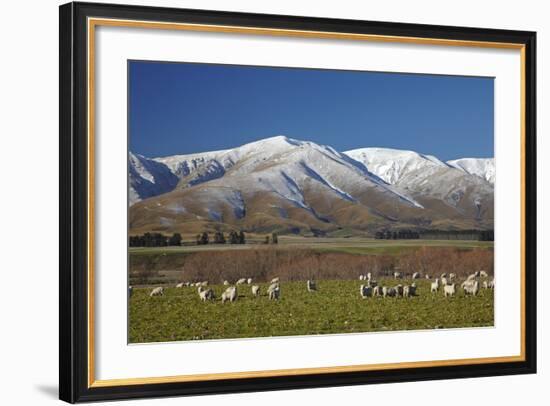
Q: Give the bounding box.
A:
[132,246,493,285]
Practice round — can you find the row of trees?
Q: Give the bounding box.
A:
[374,230,420,240]
[195,230,246,245]
[374,229,495,241]
[129,232,182,247]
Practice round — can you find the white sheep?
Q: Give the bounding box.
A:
[236,278,247,285]
[441,276,449,286]
[251,285,260,297]
[463,280,480,296]
[412,272,420,280]
[449,273,456,281]
[307,280,317,292]
[431,278,440,293]
[223,280,230,286]
[360,284,373,298]
[359,275,365,281]
[247,278,253,284]
[221,286,238,303]
[395,284,404,297]
[393,271,403,279]
[444,283,457,297]
[367,272,372,281]
[382,286,388,297]
[480,270,489,278]
[440,272,447,279]
[150,286,164,297]
[267,283,280,300]
[198,286,214,301]
[403,285,411,297]
[270,277,280,284]
[373,286,382,297]
[176,282,184,288]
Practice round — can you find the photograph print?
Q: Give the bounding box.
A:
[128,61,495,344]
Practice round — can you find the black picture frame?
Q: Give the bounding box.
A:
[59,1,537,403]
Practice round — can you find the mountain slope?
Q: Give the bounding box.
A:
[447,158,495,184]
[129,136,494,235]
[129,152,178,206]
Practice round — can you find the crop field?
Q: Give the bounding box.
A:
[129,279,494,343]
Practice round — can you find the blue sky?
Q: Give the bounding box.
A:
[129,61,493,161]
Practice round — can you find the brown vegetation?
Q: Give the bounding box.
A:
[130,246,493,286]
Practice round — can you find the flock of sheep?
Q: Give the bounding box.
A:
[131,270,494,303]
[358,270,494,299]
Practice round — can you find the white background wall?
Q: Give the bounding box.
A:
[0,0,545,405]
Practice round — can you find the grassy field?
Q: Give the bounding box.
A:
[129,279,494,343]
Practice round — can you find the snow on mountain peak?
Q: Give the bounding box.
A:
[344,147,448,185]
[447,158,495,184]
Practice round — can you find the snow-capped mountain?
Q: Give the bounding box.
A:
[344,147,447,185]
[128,136,494,235]
[447,158,495,184]
[129,152,178,205]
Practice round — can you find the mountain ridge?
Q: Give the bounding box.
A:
[129,136,494,236]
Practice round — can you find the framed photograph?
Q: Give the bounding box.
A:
[59,2,536,403]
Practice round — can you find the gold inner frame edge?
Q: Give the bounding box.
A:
[86,17,527,388]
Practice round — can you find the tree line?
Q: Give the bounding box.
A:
[374,229,494,241]
[129,231,280,247]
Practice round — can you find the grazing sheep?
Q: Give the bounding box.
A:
[394,271,403,279]
[360,285,373,298]
[386,287,397,297]
[412,272,420,280]
[198,286,215,301]
[403,285,411,297]
[236,278,247,285]
[270,277,280,284]
[267,283,280,300]
[395,284,404,297]
[307,280,317,292]
[251,285,260,297]
[199,281,209,287]
[463,280,480,296]
[247,278,253,284]
[449,273,456,282]
[221,286,238,303]
[444,283,457,297]
[128,286,133,298]
[150,287,164,297]
[480,270,489,278]
[176,282,184,288]
[431,278,440,293]
[223,280,230,286]
[373,286,382,297]
[382,286,388,297]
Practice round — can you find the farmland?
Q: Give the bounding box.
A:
[128,237,494,343]
[129,278,494,343]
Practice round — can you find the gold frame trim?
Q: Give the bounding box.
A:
[87,17,527,388]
